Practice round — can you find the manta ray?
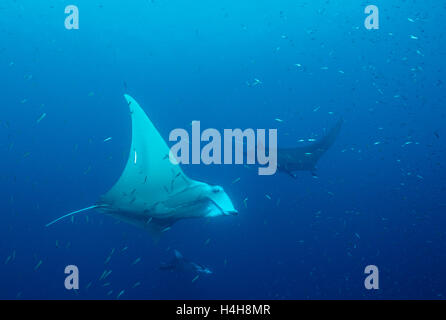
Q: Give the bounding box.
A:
[160,250,212,275]
[46,94,237,237]
[277,119,343,178]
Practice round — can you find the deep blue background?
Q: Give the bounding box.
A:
[1,0,445,299]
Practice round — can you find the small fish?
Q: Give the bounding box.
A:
[36,113,47,123]
[99,270,107,280]
[275,118,283,123]
[243,197,248,208]
[34,260,42,271]
[265,194,271,200]
[103,270,112,280]
[231,177,241,184]
[252,78,262,86]
[117,290,125,300]
[192,275,199,283]
[132,257,141,265]
[103,137,112,142]
[132,282,141,288]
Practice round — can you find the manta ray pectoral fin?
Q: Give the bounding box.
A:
[45,205,99,227]
[99,94,191,214]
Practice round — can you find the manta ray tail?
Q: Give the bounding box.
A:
[45,205,99,227]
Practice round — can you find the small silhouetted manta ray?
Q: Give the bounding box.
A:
[277,119,343,178]
[46,94,237,238]
[160,250,212,275]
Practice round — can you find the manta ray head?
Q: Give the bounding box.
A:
[204,185,238,217]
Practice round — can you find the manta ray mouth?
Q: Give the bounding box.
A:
[226,209,238,216]
[207,199,238,216]
[219,206,238,216]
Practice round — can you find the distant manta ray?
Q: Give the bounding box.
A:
[160,250,213,275]
[277,119,343,178]
[46,94,237,238]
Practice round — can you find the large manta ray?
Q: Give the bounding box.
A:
[277,119,343,178]
[46,94,237,238]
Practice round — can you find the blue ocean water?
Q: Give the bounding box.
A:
[1,0,445,299]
